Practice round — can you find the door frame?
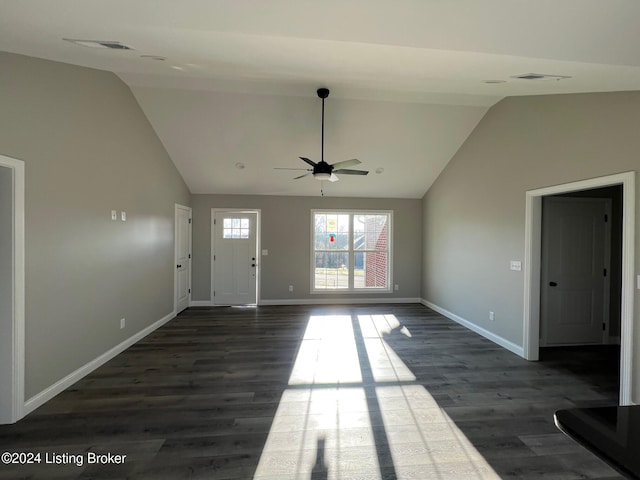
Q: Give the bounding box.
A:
[210,208,261,305]
[0,154,25,424]
[174,204,192,315]
[523,171,635,405]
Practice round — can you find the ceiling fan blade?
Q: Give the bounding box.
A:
[294,172,312,180]
[333,168,368,175]
[330,159,360,170]
[329,173,339,182]
[299,157,317,167]
[274,167,312,171]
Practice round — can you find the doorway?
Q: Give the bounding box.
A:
[211,209,260,305]
[0,155,25,424]
[523,172,635,405]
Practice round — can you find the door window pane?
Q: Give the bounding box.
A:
[223,217,250,239]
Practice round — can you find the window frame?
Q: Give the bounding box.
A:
[310,209,393,294]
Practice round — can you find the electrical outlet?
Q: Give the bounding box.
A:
[289,285,293,292]
[489,311,495,321]
[121,211,126,221]
[120,318,125,329]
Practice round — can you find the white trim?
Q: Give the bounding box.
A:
[210,208,261,306]
[523,171,635,406]
[0,154,25,424]
[174,204,192,315]
[24,311,175,416]
[422,299,524,357]
[310,210,393,294]
[260,297,420,306]
[190,300,216,307]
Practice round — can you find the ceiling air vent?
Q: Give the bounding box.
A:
[63,38,134,50]
[511,73,571,81]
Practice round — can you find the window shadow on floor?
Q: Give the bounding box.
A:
[380,310,621,479]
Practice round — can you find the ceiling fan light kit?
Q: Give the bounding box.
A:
[274,87,368,189]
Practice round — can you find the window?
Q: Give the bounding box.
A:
[312,210,392,292]
[223,217,249,239]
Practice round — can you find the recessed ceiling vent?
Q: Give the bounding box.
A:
[511,73,571,81]
[63,38,134,50]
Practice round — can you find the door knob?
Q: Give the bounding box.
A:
[549,281,557,287]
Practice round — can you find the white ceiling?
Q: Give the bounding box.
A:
[2,1,640,197]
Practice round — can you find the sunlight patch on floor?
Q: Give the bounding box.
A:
[289,315,362,385]
[376,385,500,479]
[255,387,381,480]
[254,314,500,480]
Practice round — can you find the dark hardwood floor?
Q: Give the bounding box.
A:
[0,304,622,479]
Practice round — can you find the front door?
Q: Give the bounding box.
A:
[540,197,611,346]
[213,211,258,305]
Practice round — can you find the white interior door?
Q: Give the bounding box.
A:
[175,204,192,314]
[213,211,258,305]
[540,197,611,346]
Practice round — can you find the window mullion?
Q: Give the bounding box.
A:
[348,213,354,289]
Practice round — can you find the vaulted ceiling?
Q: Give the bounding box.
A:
[2,1,640,197]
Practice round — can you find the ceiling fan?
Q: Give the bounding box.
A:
[275,88,368,182]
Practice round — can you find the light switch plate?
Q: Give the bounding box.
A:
[510,260,522,271]
[121,211,126,221]
[111,210,117,221]
[262,249,268,256]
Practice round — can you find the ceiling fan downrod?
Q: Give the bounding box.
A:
[318,88,329,163]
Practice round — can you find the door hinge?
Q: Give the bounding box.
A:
[214,218,216,225]
[213,291,215,297]
[604,268,607,277]
[602,322,606,331]
[214,254,216,261]
[189,218,192,224]
[188,253,191,259]
[604,214,608,223]
[188,288,191,294]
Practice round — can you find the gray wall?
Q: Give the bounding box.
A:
[422,91,640,400]
[0,166,13,415]
[0,52,191,398]
[192,195,422,301]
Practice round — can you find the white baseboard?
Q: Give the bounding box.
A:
[421,299,524,358]
[24,311,176,416]
[190,300,215,307]
[190,298,421,306]
[259,297,421,306]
